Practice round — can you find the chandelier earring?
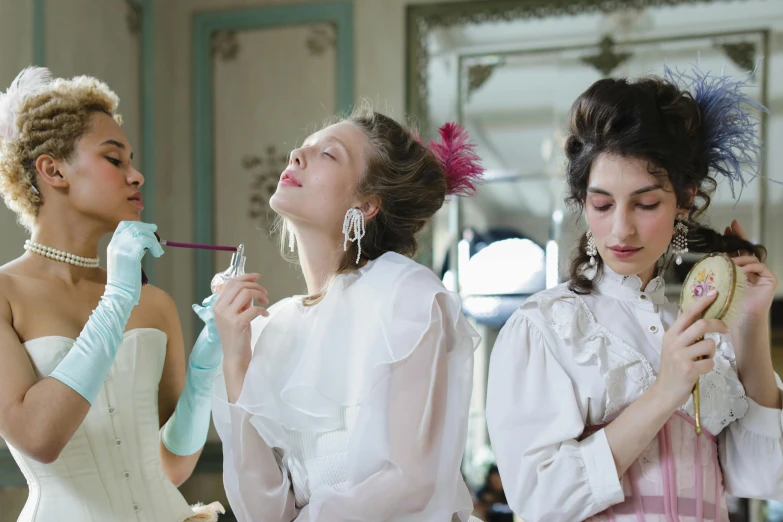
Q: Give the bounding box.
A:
[672,214,689,265]
[342,208,366,264]
[585,229,598,266]
[286,221,295,252]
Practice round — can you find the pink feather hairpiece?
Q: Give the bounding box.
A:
[426,122,484,196]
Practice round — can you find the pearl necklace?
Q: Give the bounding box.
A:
[24,240,100,268]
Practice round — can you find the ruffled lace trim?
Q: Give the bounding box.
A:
[531,285,656,421]
[681,333,748,432]
[529,284,748,433]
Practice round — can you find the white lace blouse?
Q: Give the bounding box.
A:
[486,267,783,522]
[212,252,480,522]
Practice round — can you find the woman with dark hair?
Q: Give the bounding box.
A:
[486,67,782,521]
[476,466,513,522]
[210,104,484,521]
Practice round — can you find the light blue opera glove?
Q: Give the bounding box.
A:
[161,294,222,456]
[49,221,164,403]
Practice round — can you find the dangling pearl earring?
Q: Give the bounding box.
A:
[342,208,365,264]
[672,214,689,265]
[585,229,598,266]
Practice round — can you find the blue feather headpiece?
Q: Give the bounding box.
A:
[663,60,769,198]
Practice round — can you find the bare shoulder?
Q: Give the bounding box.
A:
[138,284,178,319]
[0,261,26,313]
[0,256,30,281]
[0,270,23,352]
[123,284,179,335]
[0,273,13,321]
[135,285,186,364]
[0,256,54,299]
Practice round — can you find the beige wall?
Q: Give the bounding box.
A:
[0,0,459,517]
[0,2,32,513]
[152,0,455,348]
[0,0,35,268]
[1,0,780,519]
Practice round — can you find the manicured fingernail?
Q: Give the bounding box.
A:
[707,290,717,296]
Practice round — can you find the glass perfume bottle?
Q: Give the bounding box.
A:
[210,244,246,294]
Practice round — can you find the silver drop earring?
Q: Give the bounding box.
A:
[342,208,366,264]
[672,214,689,265]
[586,229,598,266]
[287,221,295,252]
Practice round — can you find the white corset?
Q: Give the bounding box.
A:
[5,329,197,522]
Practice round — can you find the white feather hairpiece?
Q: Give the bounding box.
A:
[0,66,53,140]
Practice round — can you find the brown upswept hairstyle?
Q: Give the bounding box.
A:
[563,76,765,294]
[0,67,121,231]
[284,102,482,305]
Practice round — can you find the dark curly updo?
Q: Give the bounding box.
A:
[564,76,765,294]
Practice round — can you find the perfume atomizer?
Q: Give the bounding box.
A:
[140,233,241,287]
[211,244,246,294]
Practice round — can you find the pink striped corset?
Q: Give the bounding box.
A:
[581,411,729,522]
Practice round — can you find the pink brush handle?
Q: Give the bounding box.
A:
[160,240,237,252]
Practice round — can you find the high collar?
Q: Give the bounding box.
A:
[592,265,666,306]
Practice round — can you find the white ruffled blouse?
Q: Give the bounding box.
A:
[486,267,783,522]
[212,252,480,522]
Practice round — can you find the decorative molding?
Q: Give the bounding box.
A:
[27,0,155,279]
[579,35,632,77]
[245,146,289,225]
[718,41,756,72]
[212,31,240,61]
[192,2,355,338]
[125,0,142,35]
[306,23,337,56]
[406,0,753,270]
[466,60,503,98]
[407,0,748,137]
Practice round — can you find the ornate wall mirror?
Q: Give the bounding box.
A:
[407,2,782,518]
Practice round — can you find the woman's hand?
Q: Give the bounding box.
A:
[725,219,777,320]
[724,220,781,409]
[212,273,269,369]
[652,290,728,410]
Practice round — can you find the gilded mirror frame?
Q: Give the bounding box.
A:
[405,0,765,278]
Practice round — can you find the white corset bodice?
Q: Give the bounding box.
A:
[6,329,196,522]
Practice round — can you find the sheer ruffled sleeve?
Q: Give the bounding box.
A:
[295,280,478,521]
[212,375,299,522]
[719,338,783,500]
[211,299,301,522]
[214,254,479,522]
[486,307,624,522]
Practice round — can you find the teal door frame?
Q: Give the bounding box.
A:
[1,0,157,486]
[191,2,355,315]
[30,0,159,282]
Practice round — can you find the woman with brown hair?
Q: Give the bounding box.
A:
[210,105,484,521]
[486,66,782,521]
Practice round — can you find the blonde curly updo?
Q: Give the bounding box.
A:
[0,67,122,230]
